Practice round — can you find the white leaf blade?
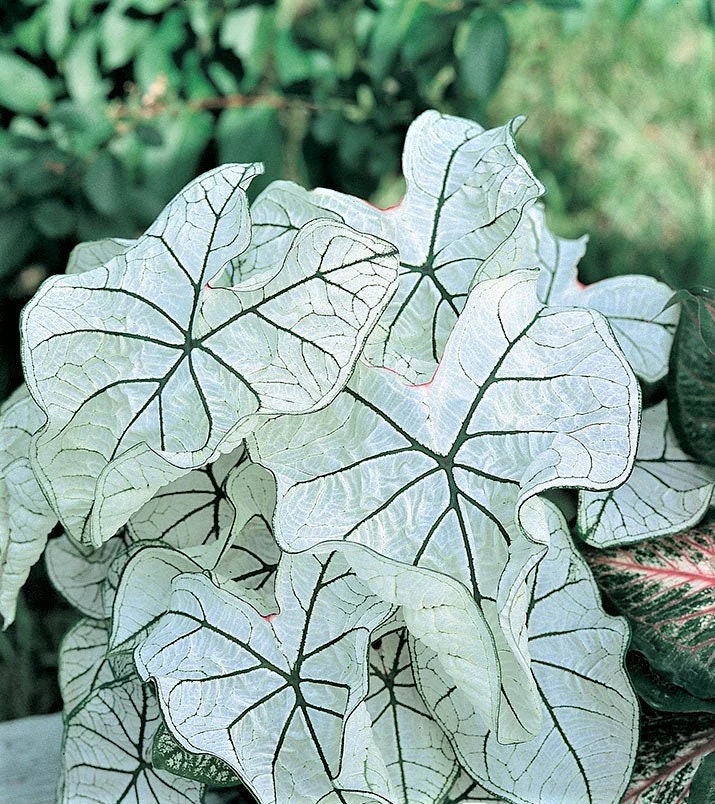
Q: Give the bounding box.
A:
[367,628,458,804]
[22,165,399,546]
[578,401,714,546]
[479,204,678,382]
[413,509,638,804]
[58,618,204,804]
[136,552,395,804]
[252,270,640,742]
[0,386,57,626]
[46,531,127,618]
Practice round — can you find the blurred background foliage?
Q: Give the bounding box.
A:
[0,0,713,721]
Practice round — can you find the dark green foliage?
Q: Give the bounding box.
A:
[668,288,715,466]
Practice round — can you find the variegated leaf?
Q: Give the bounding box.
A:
[578,401,714,546]
[127,446,245,548]
[412,506,638,804]
[584,513,715,697]
[136,552,395,804]
[622,712,715,803]
[58,618,204,804]
[252,270,639,743]
[0,385,57,626]
[22,163,399,546]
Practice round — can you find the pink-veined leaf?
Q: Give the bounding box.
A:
[622,712,715,803]
[585,513,715,698]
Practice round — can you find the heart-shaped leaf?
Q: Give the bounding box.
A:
[412,508,638,804]
[366,627,458,803]
[578,401,714,546]
[251,270,639,741]
[136,552,395,803]
[22,163,399,546]
[478,203,678,382]
[0,385,57,626]
[584,513,715,697]
[58,618,204,803]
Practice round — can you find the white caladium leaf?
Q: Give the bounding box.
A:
[622,712,715,803]
[0,385,57,626]
[66,237,134,275]
[235,112,543,383]
[252,270,639,741]
[366,628,458,803]
[112,458,281,651]
[136,552,395,804]
[59,618,204,804]
[584,513,715,698]
[22,163,399,546]
[578,401,714,546]
[46,531,128,618]
[478,203,678,382]
[444,772,506,803]
[413,508,638,804]
[127,445,246,548]
[220,457,280,606]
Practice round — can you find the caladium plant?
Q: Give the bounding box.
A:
[1,109,713,804]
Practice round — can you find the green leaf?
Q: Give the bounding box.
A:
[252,270,640,744]
[368,0,420,81]
[627,652,715,715]
[414,515,637,804]
[585,513,715,697]
[58,618,204,803]
[45,0,73,59]
[136,552,395,803]
[577,401,714,546]
[82,152,126,217]
[668,287,715,466]
[63,29,110,105]
[622,711,715,803]
[0,53,53,114]
[690,751,715,804]
[216,107,285,197]
[99,6,151,71]
[152,722,244,787]
[220,6,274,91]
[23,164,398,545]
[0,386,57,627]
[459,11,510,103]
[30,198,76,238]
[0,209,38,282]
[136,109,213,214]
